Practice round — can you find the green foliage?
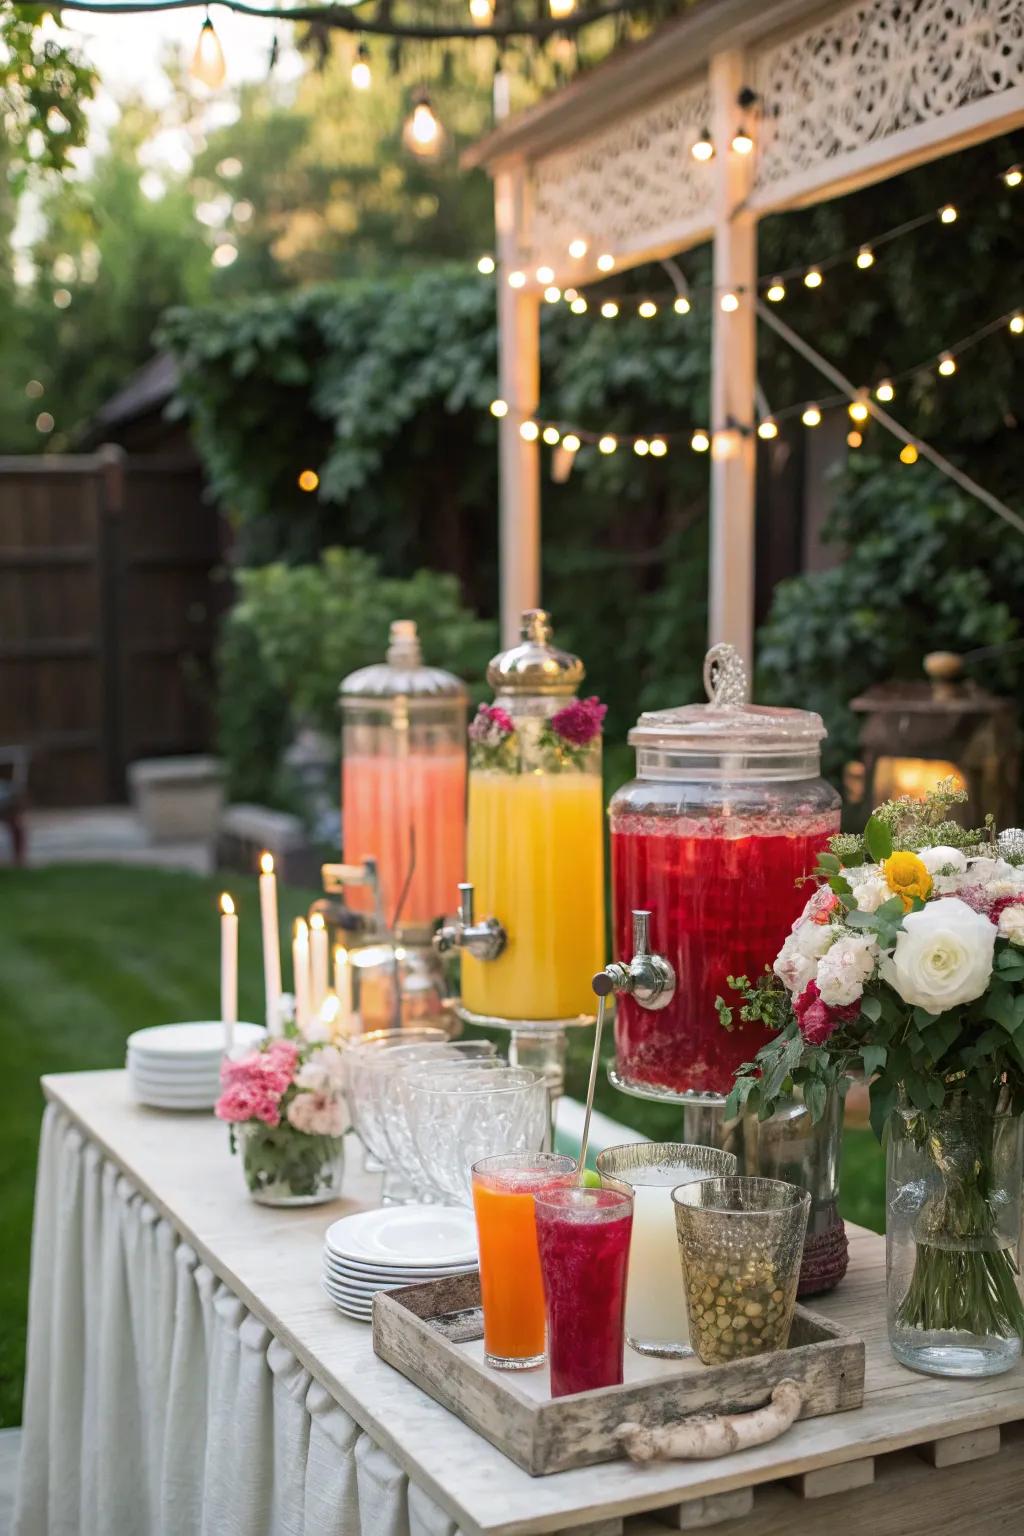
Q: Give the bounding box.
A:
[0,8,96,187]
[218,546,496,802]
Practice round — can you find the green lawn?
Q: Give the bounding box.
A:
[0,861,885,1428]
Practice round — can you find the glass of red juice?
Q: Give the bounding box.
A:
[534,1184,633,1397]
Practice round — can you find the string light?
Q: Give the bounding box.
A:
[402,92,444,160]
[568,238,588,259]
[847,430,863,449]
[804,267,823,289]
[766,278,786,302]
[600,300,619,318]
[691,429,710,452]
[649,438,667,457]
[801,404,822,427]
[549,0,576,15]
[731,127,754,155]
[937,351,957,376]
[570,296,588,314]
[489,398,508,417]
[757,419,778,440]
[673,296,691,315]
[468,0,494,22]
[596,253,615,272]
[520,420,540,441]
[720,291,739,312]
[638,300,658,318]
[25,380,43,399]
[562,434,581,452]
[900,443,919,464]
[633,438,649,456]
[351,41,372,90]
[507,270,526,289]
[1010,313,1024,335]
[542,426,560,445]
[544,286,561,303]
[939,204,958,224]
[191,12,226,90]
[856,245,875,269]
[536,265,555,284]
[298,469,319,492]
[564,288,578,301]
[875,379,895,402]
[477,255,495,275]
[35,412,54,434]
[1005,166,1023,189]
[848,397,870,423]
[598,434,617,454]
[691,130,714,162]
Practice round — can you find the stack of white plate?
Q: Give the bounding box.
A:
[126,1021,265,1110]
[322,1206,478,1323]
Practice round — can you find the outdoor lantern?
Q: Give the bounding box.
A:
[848,652,1019,828]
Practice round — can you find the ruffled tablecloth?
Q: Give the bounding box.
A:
[14,1105,466,1536]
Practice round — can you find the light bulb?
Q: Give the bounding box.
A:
[802,404,822,427]
[691,131,714,162]
[600,300,619,318]
[875,379,895,402]
[35,411,54,433]
[563,287,578,301]
[489,398,508,417]
[673,296,691,315]
[939,204,958,224]
[508,270,526,289]
[544,286,561,304]
[1005,166,1023,188]
[1010,313,1023,335]
[900,443,919,464]
[720,291,739,312]
[596,253,615,272]
[351,43,371,90]
[766,279,786,302]
[856,245,875,269]
[649,438,667,457]
[804,267,823,289]
[403,95,444,160]
[542,426,560,446]
[731,127,754,155]
[638,300,658,318]
[691,429,710,452]
[191,15,226,90]
[536,265,554,284]
[562,434,580,452]
[757,419,778,440]
[297,468,319,492]
[520,420,539,442]
[848,398,869,423]
[598,435,617,454]
[938,351,956,376]
[469,0,494,23]
[847,430,863,449]
[633,438,650,456]
[570,296,588,314]
[549,0,576,15]
[477,254,495,274]
[568,238,588,259]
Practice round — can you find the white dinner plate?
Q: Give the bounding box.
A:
[127,1052,225,1074]
[322,1252,476,1287]
[128,1062,222,1083]
[321,1281,373,1318]
[128,1072,221,1094]
[324,1206,477,1268]
[131,1096,215,1113]
[130,1091,217,1109]
[126,1021,264,1058]
[321,1265,459,1297]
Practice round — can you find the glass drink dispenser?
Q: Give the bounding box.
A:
[340,620,467,934]
[607,645,841,1100]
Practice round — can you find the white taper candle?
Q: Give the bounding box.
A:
[258,851,283,1036]
[219,892,238,1053]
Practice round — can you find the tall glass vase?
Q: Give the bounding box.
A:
[887,1092,1024,1377]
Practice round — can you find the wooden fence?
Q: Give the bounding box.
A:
[0,447,224,806]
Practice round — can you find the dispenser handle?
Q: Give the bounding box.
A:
[632,909,652,960]
[457,882,475,926]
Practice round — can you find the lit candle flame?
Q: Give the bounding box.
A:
[220,892,235,917]
[260,851,274,876]
[334,945,348,965]
[310,912,325,932]
[294,917,308,940]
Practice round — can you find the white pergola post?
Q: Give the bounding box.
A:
[708,47,758,667]
[495,167,541,649]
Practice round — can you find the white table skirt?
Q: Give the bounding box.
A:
[15,1105,466,1536]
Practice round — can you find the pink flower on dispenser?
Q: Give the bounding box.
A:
[549,696,607,746]
[468,703,515,748]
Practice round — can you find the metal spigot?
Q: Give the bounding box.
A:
[593,909,676,1010]
[434,882,507,962]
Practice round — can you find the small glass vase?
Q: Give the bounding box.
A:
[236,1122,345,1207]
[887,1093,1024,1377]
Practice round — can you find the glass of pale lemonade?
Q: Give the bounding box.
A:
[596,1142,737,1357]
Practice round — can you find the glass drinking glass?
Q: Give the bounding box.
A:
[534,1181,634,1397]
[472,1152,576,1370]
[382,1048,502,1198]
[596,1142,737,1357]
[341,1028,448,1198]
[673,1176,810,1366]
[408,1066,549,1206]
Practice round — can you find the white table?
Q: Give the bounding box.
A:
[14,1072,1024,1536]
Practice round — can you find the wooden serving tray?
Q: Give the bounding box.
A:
[372,1271,864,1475]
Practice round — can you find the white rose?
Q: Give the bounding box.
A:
[881,897,996,1014]
[774,933,816,996]
[852,873,891,913]
[915,846,968,875]
[792,919,835,961]
[816,934,878,1007]
[966,856,1016,886]
[997,904,1024,946]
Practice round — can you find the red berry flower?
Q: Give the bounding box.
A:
[793,980,859,1046]
[549,696,607,747]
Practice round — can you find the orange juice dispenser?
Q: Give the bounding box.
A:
[436,609,605,1119]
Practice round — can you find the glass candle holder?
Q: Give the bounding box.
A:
[596,1142,737,1358]
[672,1176,809,1366]
[472,1152,576,1370]
[534,1182,634,1397]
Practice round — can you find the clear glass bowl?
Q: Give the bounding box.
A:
[407,1067,548,1206]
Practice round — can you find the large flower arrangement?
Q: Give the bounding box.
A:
[216,1033,348,1201]
[719,782,1024,1346]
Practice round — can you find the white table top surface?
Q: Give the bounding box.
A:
[41,1071,1024,1536]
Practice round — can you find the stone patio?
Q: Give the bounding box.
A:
[21,807,212,875]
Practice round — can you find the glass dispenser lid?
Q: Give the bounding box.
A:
[628,643,827,754]
[340,620,467,704]
[486,609,584,696]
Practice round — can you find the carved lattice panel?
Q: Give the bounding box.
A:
[530,79,713,260]
[753,0,1024,197]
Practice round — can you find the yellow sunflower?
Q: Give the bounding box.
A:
[882,851,933,911]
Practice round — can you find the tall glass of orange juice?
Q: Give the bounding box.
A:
[472,1151,576,1369]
